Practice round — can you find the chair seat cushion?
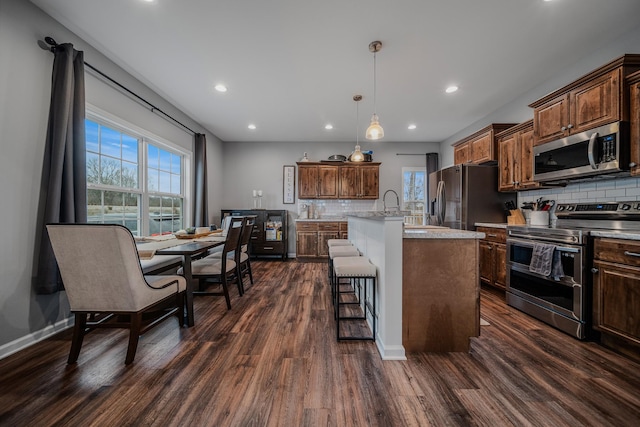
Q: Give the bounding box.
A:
[145,275,187,292]
[329,246,360,258]
[205,252,248,262]
[178,259,236,276]
[333,257,376,277]
[327,239,352,247]
[140,255,183,275]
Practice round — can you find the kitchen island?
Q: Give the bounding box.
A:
[347,213,484,359]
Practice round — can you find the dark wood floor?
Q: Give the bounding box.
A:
[1,260,640,426]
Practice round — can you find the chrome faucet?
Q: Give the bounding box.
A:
[383,189,400,212]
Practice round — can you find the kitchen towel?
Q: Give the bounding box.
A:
[529,242,555,276]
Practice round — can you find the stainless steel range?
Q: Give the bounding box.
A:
[506,201,640,339]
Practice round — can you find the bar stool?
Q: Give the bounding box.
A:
[333,256,376,341]
[328,245,360,301]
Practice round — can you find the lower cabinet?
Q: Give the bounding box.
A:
[592,237,640,360]
[296,221,345,259]
[477,226,507,290]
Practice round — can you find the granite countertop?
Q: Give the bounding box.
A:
[475,222,508,229]
[590,230,640,241]
[403,228,485,240]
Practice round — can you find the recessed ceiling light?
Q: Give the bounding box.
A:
[214,84,227,92]
[408,124,417,130]
[445,85,459,94]
[142,0,155,3]
[247,124,256,130]
[325,124,333,130]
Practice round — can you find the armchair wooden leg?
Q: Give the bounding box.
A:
[67,313,87,364]
[125,313,142,365]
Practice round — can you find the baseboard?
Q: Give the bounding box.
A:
[375,335,407,360]
[0,316,74,361]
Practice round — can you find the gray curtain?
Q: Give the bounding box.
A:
[193,133,208,226]
[36,43,87,294]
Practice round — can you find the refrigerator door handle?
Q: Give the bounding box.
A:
[436,180,445,226]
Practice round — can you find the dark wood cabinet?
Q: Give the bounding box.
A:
[221,209,288,260]
[627,70,640,176]
[497,120,541,192]
[297,164,338,199]
[530,54,640,146]
[295,220,346,259]
[338,165,379,199]
[452,124,516,165]
[477,226,507,290]
[297,162,380,200]
[593,237,640,361]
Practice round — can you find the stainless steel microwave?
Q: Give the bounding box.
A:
[533,121,630,183]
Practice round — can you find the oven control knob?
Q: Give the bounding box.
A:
[621,204,631,211]
[567,205,575,211]
[591,268,599,274]
[557,206,565,211]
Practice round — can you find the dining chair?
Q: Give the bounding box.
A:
[46,224,187,365]
[181,216,244,309]
[237,215,256,291]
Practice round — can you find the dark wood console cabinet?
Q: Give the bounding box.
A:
[221,209,288,260]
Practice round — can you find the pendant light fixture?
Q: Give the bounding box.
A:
[366,40,384,140]
[351,95,365,162]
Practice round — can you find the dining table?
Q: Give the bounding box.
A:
[138,235,225,327]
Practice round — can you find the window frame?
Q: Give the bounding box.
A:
[401,166,426,224]
[86,106,192,236]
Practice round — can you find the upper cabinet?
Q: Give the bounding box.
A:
[297,164,339,199]
[297,162,380,200]
[530,54,640,146]
[338,164,380,199]
[497,120,541,192]
[452,123,517,165]
[627,70,640,176]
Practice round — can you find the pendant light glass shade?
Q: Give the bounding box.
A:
[366,41,384,141]
[366,114,384,140]
[351,144,365,162]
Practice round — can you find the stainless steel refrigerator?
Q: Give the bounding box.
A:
[429,164,512,229]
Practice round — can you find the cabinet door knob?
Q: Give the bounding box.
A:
[591,267,599,273]
[561,126,567,131]
[567,124,573,129]
[630,162,637,168]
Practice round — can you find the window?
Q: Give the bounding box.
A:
[85,114,188,236]
[402,167,426,225]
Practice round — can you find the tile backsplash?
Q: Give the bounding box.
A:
[297,199,378,218]
[518,176,640,205]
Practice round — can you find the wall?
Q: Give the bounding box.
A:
[220,141,440,255]
[439,25,640,169]
[0,0,221,358]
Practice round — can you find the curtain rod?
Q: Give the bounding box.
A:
[41,37,196,136]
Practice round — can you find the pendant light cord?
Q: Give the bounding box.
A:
[373,52,377,115]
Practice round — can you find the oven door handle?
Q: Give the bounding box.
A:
[507,238,580,253]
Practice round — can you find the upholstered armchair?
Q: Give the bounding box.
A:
[46,224,187,365]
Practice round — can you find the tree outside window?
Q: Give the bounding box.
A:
[402,167,426,225]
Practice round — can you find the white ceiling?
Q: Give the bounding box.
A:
[30,0,640,143]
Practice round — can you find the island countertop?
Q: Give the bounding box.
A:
[403,226,485,240]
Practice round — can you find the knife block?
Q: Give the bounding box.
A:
[507,209,526,225]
